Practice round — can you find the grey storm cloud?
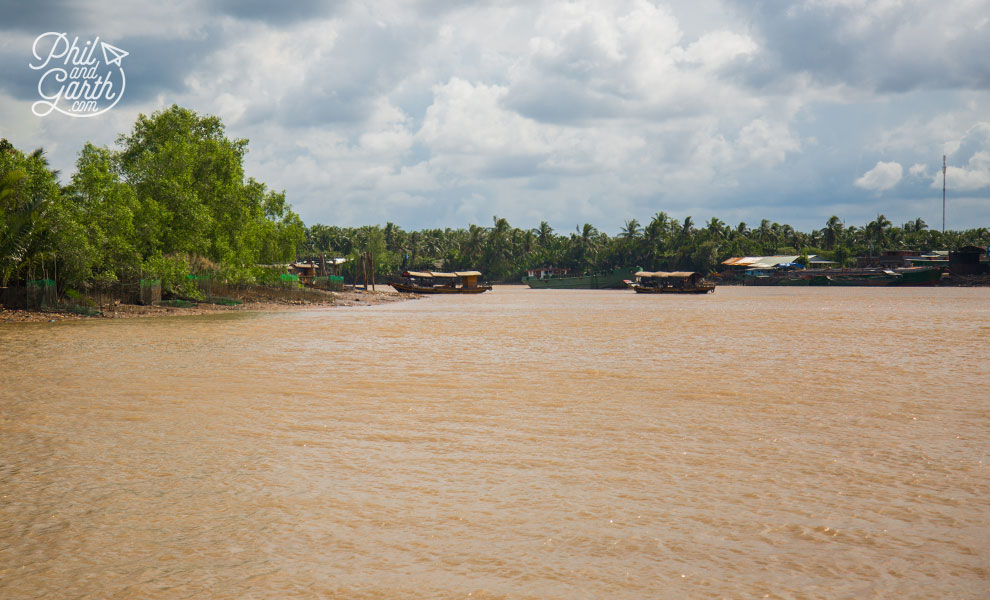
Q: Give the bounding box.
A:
[0,0,88,33]
[727,0,990,93]
[209,0,340,25]
[276,21,431,128]
[113,34,223,104]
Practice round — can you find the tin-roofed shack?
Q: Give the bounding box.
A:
[719,256,801,282]
[289,262,318,285]
[949,246,989,276]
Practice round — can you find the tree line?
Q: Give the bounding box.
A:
[3,105,988,295]
[307,214,989,283]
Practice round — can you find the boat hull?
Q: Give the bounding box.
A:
[894,267,942,286]
[632,284,715,294]
[749,267,942,287]
[390,282,491,294]
[523,267,638,289]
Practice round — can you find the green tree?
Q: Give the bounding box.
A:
[115,105,304,272]
[66,143,141,282]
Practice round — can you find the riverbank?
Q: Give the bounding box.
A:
[0,286,417,323]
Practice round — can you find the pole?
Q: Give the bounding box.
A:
[942,154,946,234]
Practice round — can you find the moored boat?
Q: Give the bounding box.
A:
[894,266,943,286]
[817,267,942,287]
[632,271,715,294]
[745,266,942,287]
[523,266,640,289]
[390,271,492,294]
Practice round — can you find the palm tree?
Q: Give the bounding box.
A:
[484,216,514,279]
[756,219,776,253]
[866,214,892,252]
[620,219,642,239]
[681,216,695,239]
[821,216,843,250]
[705,217,726,241]
[533,220,554,249]
[577,223,599,271]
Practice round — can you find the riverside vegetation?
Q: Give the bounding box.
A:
[2,105,988,306]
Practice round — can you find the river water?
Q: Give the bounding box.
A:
[1,286,987,598]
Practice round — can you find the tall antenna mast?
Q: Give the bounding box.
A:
[942,154,946,234]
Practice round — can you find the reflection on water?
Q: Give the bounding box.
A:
[1,286,988,598]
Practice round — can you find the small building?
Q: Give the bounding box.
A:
[807,256,837,269]
[525,266,568,279]
[949,246,989,276]
[857,250,923,268]
[289,262,319,285]
[879,250,921,267]
[720,256,800,280]
[905,251,949,268]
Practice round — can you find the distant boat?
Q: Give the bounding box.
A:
[390,271,491,294]
[523,266,639,289]
[632,271,715,294]
[755,267,943,287]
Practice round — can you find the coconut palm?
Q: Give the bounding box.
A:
[821,216,843,250]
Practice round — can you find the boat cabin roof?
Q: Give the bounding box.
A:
[403,270,483,278]
[635,271,700,279]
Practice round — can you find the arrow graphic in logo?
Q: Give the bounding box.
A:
[101,41,128,66]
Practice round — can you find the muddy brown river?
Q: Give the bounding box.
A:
[1,286,988,598]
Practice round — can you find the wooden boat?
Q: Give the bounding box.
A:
[813,267,942,287]
[390,271,492,294]
[748,266,942,287]
[632,271,715,294]
[523,266,639,289]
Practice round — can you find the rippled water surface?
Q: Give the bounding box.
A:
[1,286,988,598]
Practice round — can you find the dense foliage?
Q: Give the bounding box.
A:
[304,215,990,283]
[0,106,304,295]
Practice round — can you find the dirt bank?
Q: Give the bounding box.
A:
[1,287,418,323]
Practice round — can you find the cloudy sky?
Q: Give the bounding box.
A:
[1,0,988,234]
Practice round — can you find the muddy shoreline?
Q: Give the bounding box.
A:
[1,287,418,323]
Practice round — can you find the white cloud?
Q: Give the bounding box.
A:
[2,0,989,232]
[929,122,990,191]
[935,154,990,191]
[735,118,801,166]
[680,30,757,69]
[855,161,903,191]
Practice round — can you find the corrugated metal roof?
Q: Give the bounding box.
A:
[404,271,482,278]
[722,255,800,268]
[752,256,799,268]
